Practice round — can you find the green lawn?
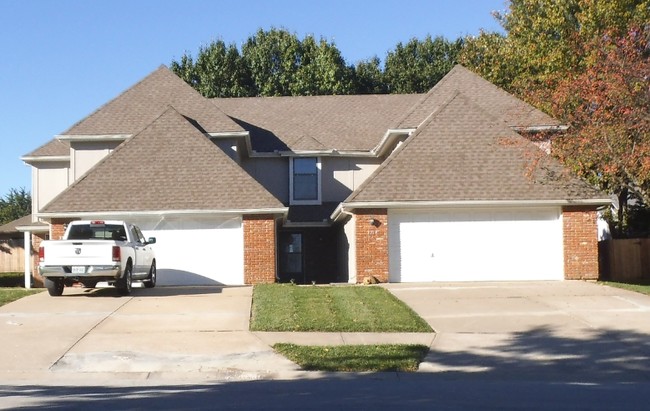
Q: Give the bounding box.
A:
[600,281,650,296]
[250,284,432,332]
[0,272,42,306]
[274,343,429,372]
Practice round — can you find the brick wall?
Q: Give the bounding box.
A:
[50,218,73,240]
[243,214,277,284]
[563,207,599,280]
[354,208,389,283]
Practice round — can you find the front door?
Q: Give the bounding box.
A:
[279,232,304,283]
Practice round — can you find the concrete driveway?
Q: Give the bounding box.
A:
[386,281,650,381]
[2,280,650,386]
[0,285,299,384]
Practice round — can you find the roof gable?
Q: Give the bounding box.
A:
[397,65,561,129]
[41,107,283,214]
[62,65,243,136]
[347,92,604,204]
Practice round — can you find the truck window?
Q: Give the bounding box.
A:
[68,224,126,240]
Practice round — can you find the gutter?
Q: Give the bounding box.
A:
[55,134,131,142]
[339,198,612,211]
[37,207,289,219]
[21,155,70,164]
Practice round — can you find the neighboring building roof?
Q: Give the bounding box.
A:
[346,92,605,205]
[61,65,244,136]
[397,65,561,129]
[212,94,422,152]
[40,106,285,214]
[0,215,48,234]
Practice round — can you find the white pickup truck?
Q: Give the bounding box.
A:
[39,220,157,296]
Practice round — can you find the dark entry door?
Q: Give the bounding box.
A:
[279,232,304,283]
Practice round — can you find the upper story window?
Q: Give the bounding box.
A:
[290,157,321,205]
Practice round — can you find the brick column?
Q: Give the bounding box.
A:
[243,214,277,284]
[354,208,389,283]
[563,207,599,280]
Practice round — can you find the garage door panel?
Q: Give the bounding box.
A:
[130,216,244,286]
[389,208,563,282]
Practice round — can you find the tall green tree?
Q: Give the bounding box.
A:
[384,36,463,93]
[241,28,303,96]
[290,35,355,95]
[0,188,31,225]
[353,57,387,94]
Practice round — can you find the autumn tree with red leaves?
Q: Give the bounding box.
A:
[546,26,650,234]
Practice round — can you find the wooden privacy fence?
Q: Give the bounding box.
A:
[0,238,26,272]
[599,239,650,282]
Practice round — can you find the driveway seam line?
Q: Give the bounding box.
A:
[49,296,134,370]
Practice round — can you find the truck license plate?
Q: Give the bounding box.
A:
[72,266,85,274]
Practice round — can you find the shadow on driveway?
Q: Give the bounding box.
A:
[60,285,232,298]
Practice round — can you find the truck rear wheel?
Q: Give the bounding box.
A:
[45,278,64,296]
[117,264,132,296]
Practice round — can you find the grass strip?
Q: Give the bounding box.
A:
[274,343,429,372]
[0,288,42,307]
[251,284,432,332]
[0,272,42,306]
[600,281,650,296]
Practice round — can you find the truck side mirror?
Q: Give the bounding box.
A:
[147,237,157,245]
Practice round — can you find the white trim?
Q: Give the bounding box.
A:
[55,134,131,142]
[23,231,31,289]
[281,150,335,157]
[340,199,612,211]
[21,155,70,163]
[370,129,415,157]
[37,208,288,219]
[16,224,49,232]
[511,125,569,132]
[207,131,250,138]
[289,157,322,206]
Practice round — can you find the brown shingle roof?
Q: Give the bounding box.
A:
[0,215,47,233]
[397,65,561,129]
[347,92,605,204]
[41,107,284,214]
[62,65,243,136]
[24,139,69,158]
[212,94,422,152]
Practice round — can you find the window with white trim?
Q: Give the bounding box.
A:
[290,157,321,205]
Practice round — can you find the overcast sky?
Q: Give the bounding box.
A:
[0,0,506,197]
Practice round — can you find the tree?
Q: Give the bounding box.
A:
[384,36,463,93]
[171,40,253,98]
[460,0,650,91]
[458,30,516,90]
[545,26,650,235]
[290,35,355,95]
[0,187,31,226]
[353,57,387,94]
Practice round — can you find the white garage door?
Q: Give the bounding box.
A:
[131,215,244,286]
[388,207,563,282]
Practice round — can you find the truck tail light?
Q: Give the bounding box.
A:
[39,246,44,262]
[112,246,121,262]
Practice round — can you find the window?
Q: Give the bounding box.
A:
[290,157,321,204]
